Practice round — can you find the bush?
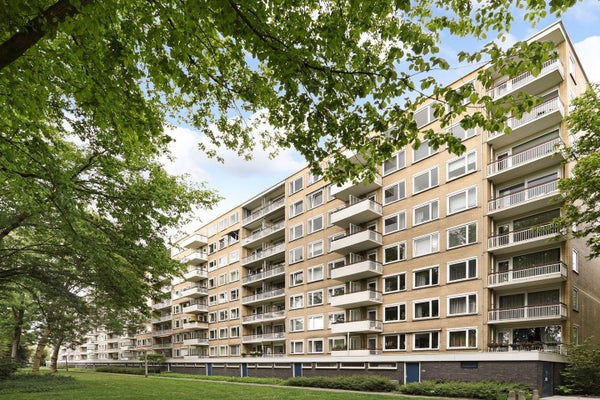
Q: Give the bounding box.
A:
[285,375,398,392]
[0,356,18,379]
[398,380,531,400]
[0,373,79,393]
[95,366,159,375]
[560,338,600,395]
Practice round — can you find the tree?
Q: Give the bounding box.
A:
[559,84,600,259]
[559,338,600,395]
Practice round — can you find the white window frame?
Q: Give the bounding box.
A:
[413,298,440,320]
[230,307,239,319]
[327,285,345,303]
[383,273,406,293]
[448,121,476,141]
[383,180,406,205]
[290,270,304,287]
[413,232,439,257]
[413,331,440,350]
[413,265,439,289]
[307,290,324,307]
[289,223,304,241]
[307,190,324,209]
[384,211,406,234]
[447,257,477,283]
[307,315,324,330]
[447,293,477,316]
[383,150,406,175]
[307,215,324,234]
[383,242,407,264]
[447,222,477,249]
[289,176,303,195]
[447,186,477,215]
[290,317,305,332]
[413,138,436,161]
[307,264,324,282]
[307,338,324,354]
[230,326,240,338]
[413,166,439,194]
[447,328,477,349]
[413,199,439,226]
[289,200,304,218]
[384,303,407,322]
[328,311,345,327]
[290,340,304,354]
[572,248,579,273]
[229,269,239,282]
[290,294,304,309]
[230,288,239,301]
[383,334,406,351]
[289,246,304,264]
[307,240,323,258]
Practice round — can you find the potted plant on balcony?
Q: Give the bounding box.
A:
[241,352,247,357]
[488,342,499,351]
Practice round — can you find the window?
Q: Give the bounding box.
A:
[230,269,239,282]
[569,52,577,83]
[308,265,324,282]
[289,200,303,218]
[308,290,324,306]
[289,223,304,241]
[218,255,227,268]
[208,277,216,289]
[413,199,439,226]
[447,294,477,316]
[413,299,440,319]
[384,304,406,322]
[230,289,239,301]
[230,308,239,319]
[447,150,477,181]
[308,315,324,330]
[413,139,436,161]
[307,215,323,233]
[329,337,347,351]
[384,211,406,234]
[218,291,227,304]
[290,340,304,354]
[413,167,439,194]
[383,334,406,351]
[290,317,304,332]
[572,325,579,345]
[289,246,303,264]
[219,345,228,356]
[448,329,477,349]
[229,212,239,225]
[383,181,406,205]
[328,232,345,252]
[307,190,323,209]
[219,310,228,321]
[328,285,345,302]
[572,249,579,273]
[230,326,240,338]
[413,331,440,350]
[384,274,406,293]
[448,122,476,141]
[413,232,439,257]
[218,273,227,286]
[218,237,227,250]
[289,176,303,194]
[218,217,228,232]
[328,311,345,326]
[208,295,217,306]
[290,270,304,286]
[290,294,304,309]
[447,222,477,249]
[448,186,477,215]
[448,258,477,282]
[229,249,240,263]
[308,339,324,353]
[208,260,217,271]
[413,266,439,288]
[307,240,323,258]
[308,170,322,184]
[383,150,406,175]
[572,287,579,311]
[384,242,406,264]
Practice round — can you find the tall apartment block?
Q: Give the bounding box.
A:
[59,22,599,394]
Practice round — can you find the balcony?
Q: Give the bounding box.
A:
[242,332,286,343]
[242,221,285,247]
[152,329,172,337]
[331,199,383,228]
[330,175,382,202]
[183,337,209,346]
[487,180,561,219]
[181,251,208,266]
[331,348,381,357]
[180,285,208,298]
[182,302,208,314]
[152,299,172,310]
[180,233,208,249]
[242,310,286,325]
[488,261,567,289]
[241,244,286,267]
[487,58,564,100]
[184,268,208,282]
[488,303,567,323]
[488,223,565,255]
[331,260,382,281]
[331,319,383,334]
[151,314,172,323]
[487,96,565,148]
[242,198,285,228]
[181,321,209,331]
[242,288,286,305]
[330,229,382,254]
[242,265,285,286]
[153,343,173,349]
[330,289,383,308]
[487,137,565,182]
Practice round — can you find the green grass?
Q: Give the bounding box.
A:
[0,370,436,400]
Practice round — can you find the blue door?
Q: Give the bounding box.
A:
[241,363,248,377]
[294,363,302,377]
[542,362,553,397]
[405,362,420,383]
[207,363,212,376]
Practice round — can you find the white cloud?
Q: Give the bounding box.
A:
[574,36,600,84]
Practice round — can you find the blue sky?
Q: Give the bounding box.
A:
[162,1,600,239]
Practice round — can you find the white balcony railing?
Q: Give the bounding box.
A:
[242,332,286,343]
[488,137,564,176]
[242,310,286,324]
[331,260,383,281]
[180,233,208,249]
[488,180,559,213]
[331,319,383,334]
[241,288,286,305]
[488,261,567,287]
[488,303,567,322]
[242,265,286,285]
[487,58,563,99]
[242,198,285,226]
[241,244,286,265]
[488,222,563,249]
[242,221,285,246]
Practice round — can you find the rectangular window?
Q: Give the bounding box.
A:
[289,246,304,264]
[308,171,322,185]
[230,269,239,282]
[413,138,436,161]
[384,242,406,264]
[218,273,227,286]
[229,212,239,225]
[413,266,439,288]
[383,150,406,175]
[230,308,239,319]
[218,255,227,268]
[308,240,323,258]
[328,311,345,326]
[229,249,240,263]
[413,331,439,350]
[289,176,303,194]
[413,167,439,194]
[413,299,440,319]
[230,326,240,338]
[208,295,217,306]
[218,292,227,304]
[289,223,304,241]
[308,265,324,282]
[308,290,324,306]
[413,199,439,226]
[308,339,324,353]
[572,249,579,273]
[448,329,477,349]
[413,232,439,257]
[384,211,406,234]
[447,150,477,181]
[290,270,304,287]
[307,190,323,209]
[289,200,304,218]
[572,287,579,311]
[218,217,228,232]
[290,340,304,354]
[308,315,324,330]
[383,181,406,205]
[290,317,304,332]
[447,294,477,316]
[448,258,477,282]
[383,334,406,351]
[384,304,406,322]
[384,273,406,293]
[230,288,239,301]
[447,222,477,249]
[447,186,477,215]
[219,310,228,321]
[448,122,476,141]
[329,337,347,352]
[290,294,304,309]
[307,215,323,233]
[327,285,345,302]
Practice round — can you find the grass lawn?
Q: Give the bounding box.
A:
[0,370,434,400]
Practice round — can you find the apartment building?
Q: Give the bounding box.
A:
[59,22,599,394]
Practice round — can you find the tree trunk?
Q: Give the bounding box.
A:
[31,327,50,374]
[50,336,63,373]
[10,306,25,361]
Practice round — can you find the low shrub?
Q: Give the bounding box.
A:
[285,375,398,392]
[398,380,531,400]
[0,373,79,393]
[95,366,159,375]
[0,356,17,379]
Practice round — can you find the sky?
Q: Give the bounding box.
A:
[162,1,600,240]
